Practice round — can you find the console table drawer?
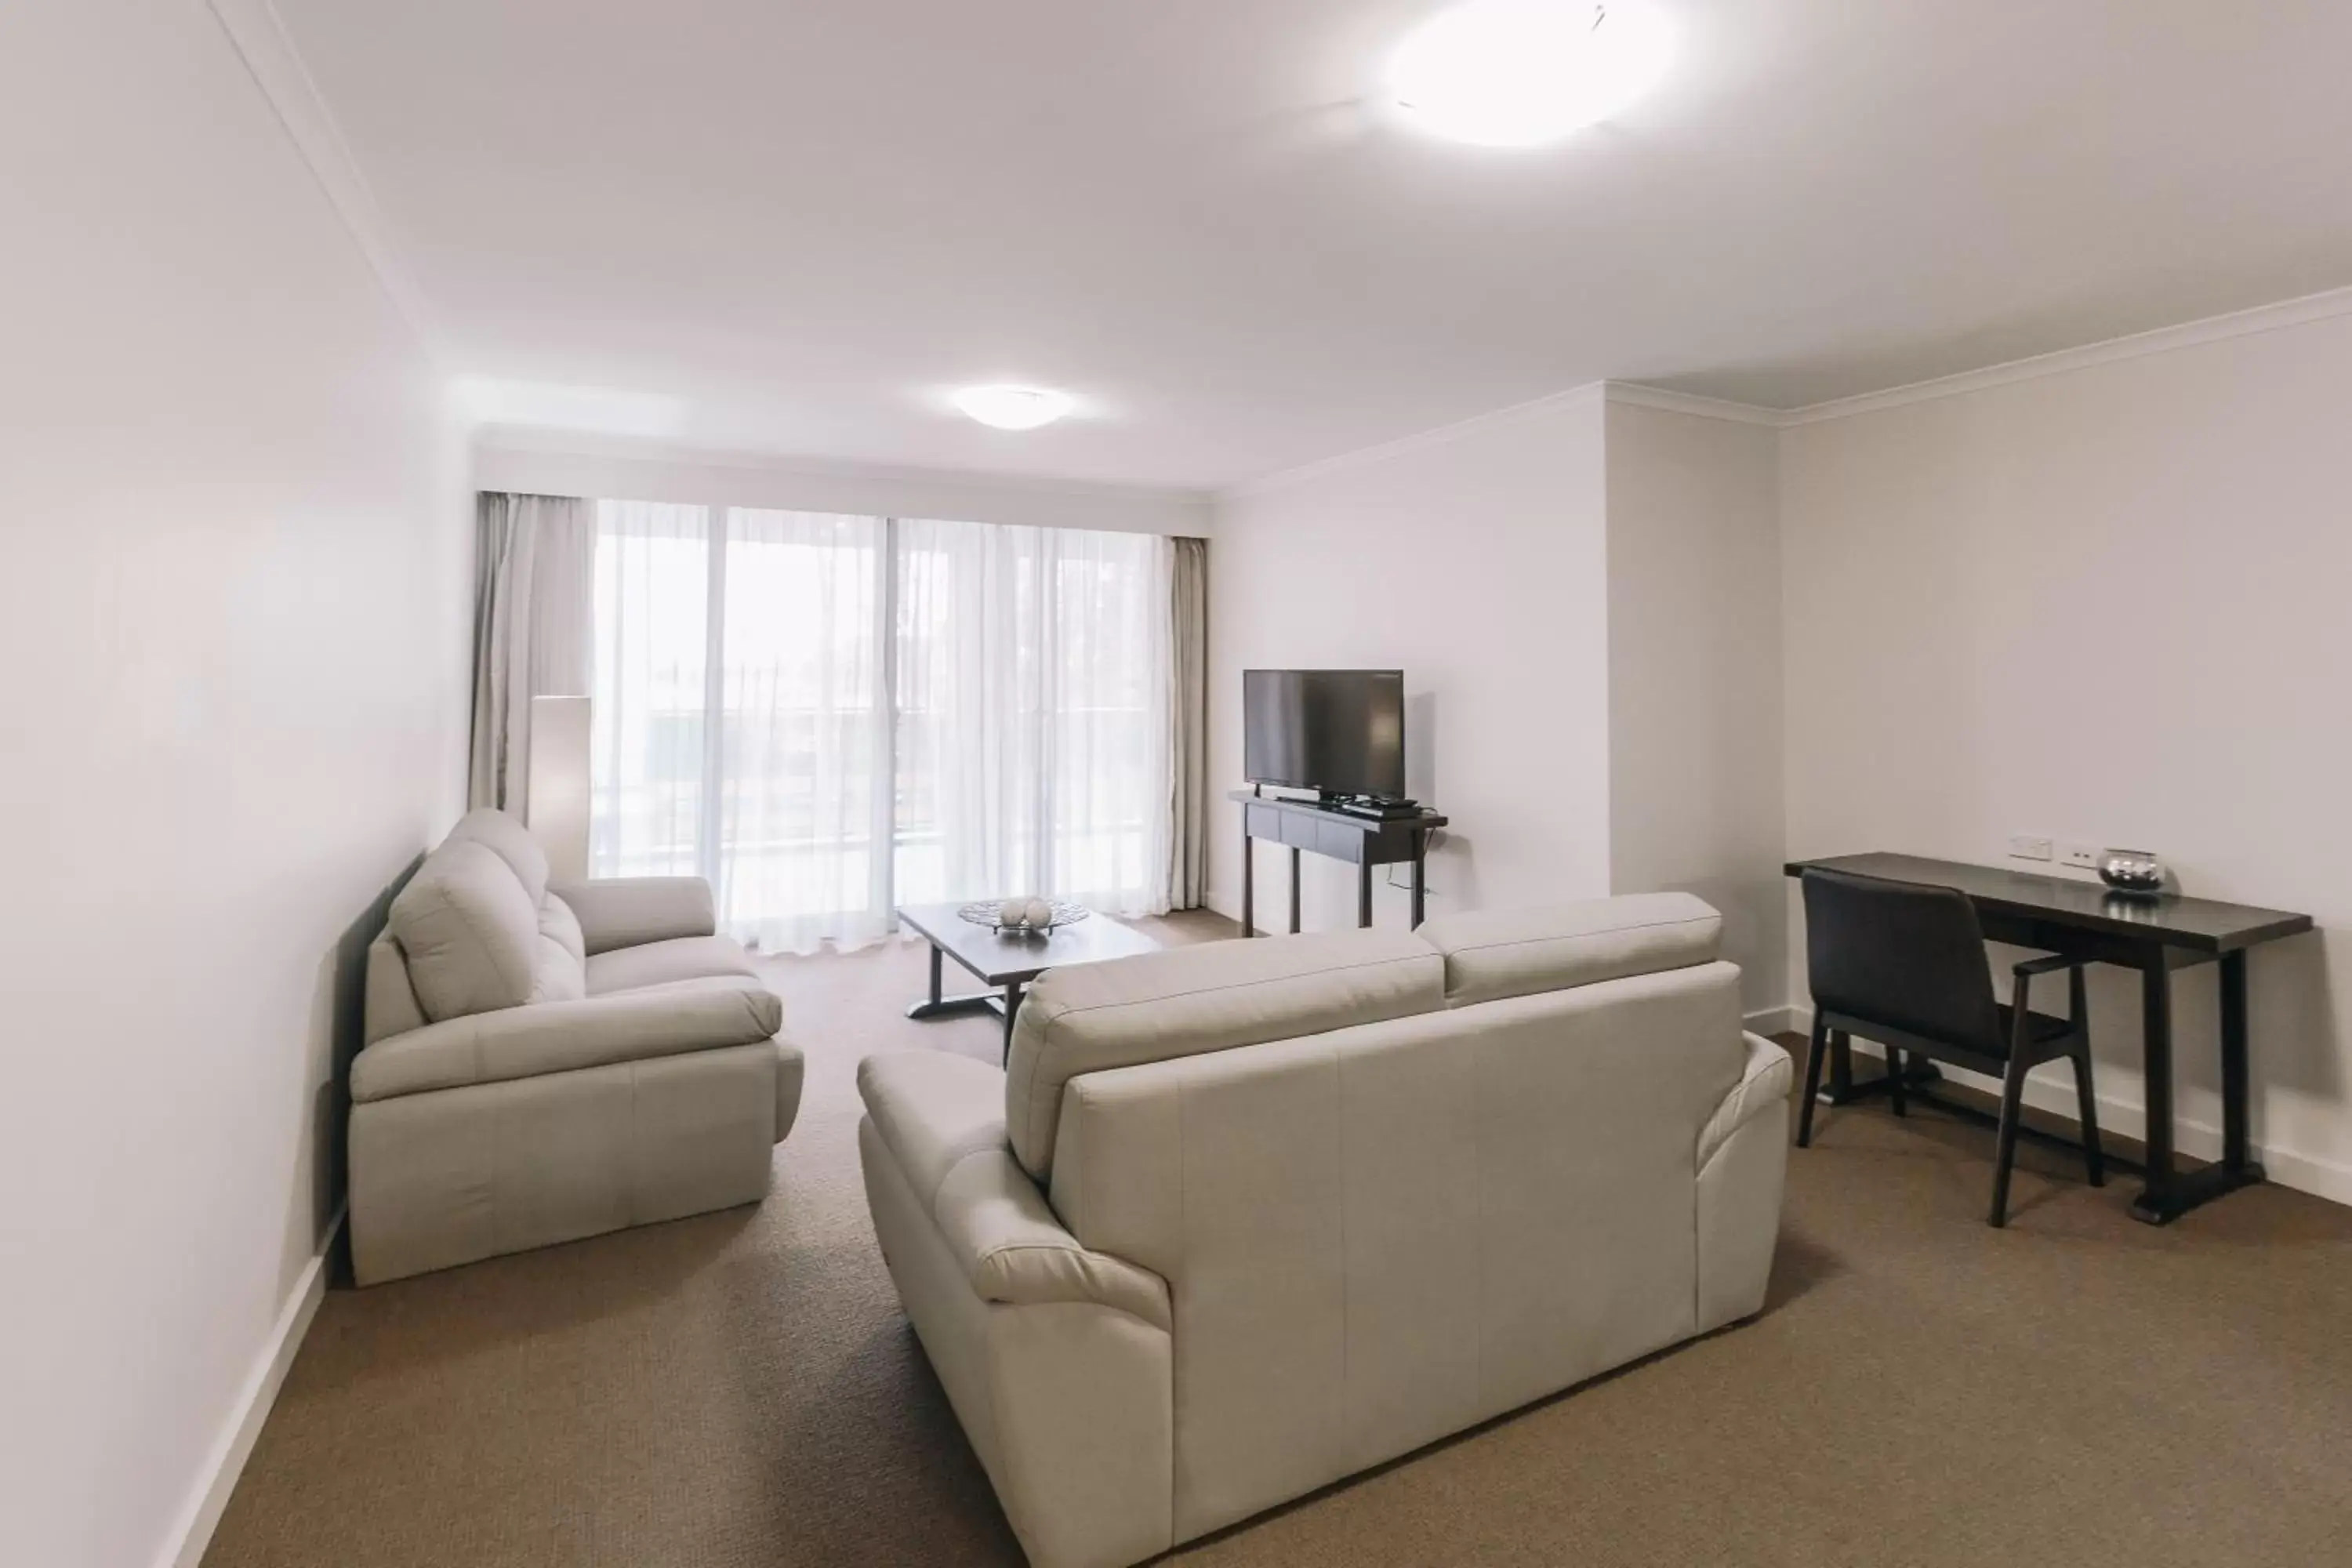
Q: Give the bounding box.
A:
[1316,819,1363,862]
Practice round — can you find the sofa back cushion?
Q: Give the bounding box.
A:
[387,838,584,1022]
[1416,891,1722,1008]
[1004,926,1444,1181]
[445,807,551,906]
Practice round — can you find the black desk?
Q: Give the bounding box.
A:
[1232,789,1446,933]
[1785,851,2315,1225]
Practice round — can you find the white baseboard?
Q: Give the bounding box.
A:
[1782,1004,2352,1210]
[1743,1005,1800,1036]
[157,1208,339,1568]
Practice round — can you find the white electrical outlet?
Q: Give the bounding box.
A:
[2008,834,2053,862]
[2060,840,2101,872]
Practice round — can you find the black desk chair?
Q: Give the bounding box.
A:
[1798,867,2105,1227]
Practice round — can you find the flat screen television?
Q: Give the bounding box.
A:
[1243,669,1406,800]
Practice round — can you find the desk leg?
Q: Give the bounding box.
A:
[1288,846,1301,935]
[2132,948,2266,1225]
[1241,827,1255,936]
[2220,949,2253,1170]
[1002,980,1024,1063]
[1356,856,1373,928]
[1410,832,1427,929]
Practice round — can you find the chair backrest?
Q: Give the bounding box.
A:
[1802,868,2003,1054]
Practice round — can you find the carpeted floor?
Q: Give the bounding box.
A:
[206,916,2352,1567]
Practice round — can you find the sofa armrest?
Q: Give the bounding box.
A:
[1697,1032,1794,1171]
[353,977,781,1102]
[550,877,716,956]
[858,1052,1171,1330]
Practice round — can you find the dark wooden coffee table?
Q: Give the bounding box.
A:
[898,902,1163,1059]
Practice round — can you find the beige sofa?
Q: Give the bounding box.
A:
[856,892,1791,1568]
[350,809,804,1285]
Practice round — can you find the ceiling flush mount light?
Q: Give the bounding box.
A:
[1389,0,1673,147]
[953,385,1074,430]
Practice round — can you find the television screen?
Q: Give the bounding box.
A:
[1243,670,1406,799]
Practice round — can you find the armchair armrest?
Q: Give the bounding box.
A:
[352,977,781,1102]
[1698,1032,1794,1171]
[858,1052,1171,1330]
[550,877,715,956]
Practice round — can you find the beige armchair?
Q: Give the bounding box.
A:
[349,809,803,1284]
[857,893,1790,1568]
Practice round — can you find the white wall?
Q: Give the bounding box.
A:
[0,4,471,1565]
[476,432,1212,537]
[1207,390,1613,931]
[1780,312,2352,1200]
[1605,403,1787,1014]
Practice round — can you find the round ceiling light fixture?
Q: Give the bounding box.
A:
[1388,0,1673,147]
[953,384,1075,430]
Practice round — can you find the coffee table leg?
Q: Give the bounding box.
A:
[906,940,1001,1023]
[1002,981,1025,1062]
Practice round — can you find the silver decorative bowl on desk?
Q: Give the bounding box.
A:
[2097,848,2166,898]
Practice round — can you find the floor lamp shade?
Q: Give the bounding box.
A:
[527,695,591,884]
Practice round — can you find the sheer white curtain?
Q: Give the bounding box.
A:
[896,520,1172,915]
[591,503,1174,951]
[717,509,891,952]
[589,501,709,879]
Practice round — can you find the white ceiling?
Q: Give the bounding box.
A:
[274,0,2352,492]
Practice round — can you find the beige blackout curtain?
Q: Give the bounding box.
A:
[468,492,595,811]
[1163,535,1209,909]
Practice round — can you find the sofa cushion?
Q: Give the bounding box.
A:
[1417,892,1723,1008]
[446,806,551,906]
[362,931,428,1045]
[1004,927,1445,1182]
[586,934,760,996]
[387,839,546,1022]
[539,893,586,966]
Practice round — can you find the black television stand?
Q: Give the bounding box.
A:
[1231,788,1447,933]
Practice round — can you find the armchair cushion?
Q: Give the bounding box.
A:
[351,976,782,1102]
[552,877,718,956]
[1418,891,1722,1008]
[859,1052,1171,1330]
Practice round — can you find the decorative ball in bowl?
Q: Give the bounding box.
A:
[957,897,1091,935]
[2097,849,2166,897]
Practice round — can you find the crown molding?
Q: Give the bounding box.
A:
[1225,283,2352,494]
[205,0,441,361]
[1777,281,2352,425]
[1218,382,1606,501]
[1601,383,1784,426]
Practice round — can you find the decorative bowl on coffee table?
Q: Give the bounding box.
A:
[957,898,1092,937]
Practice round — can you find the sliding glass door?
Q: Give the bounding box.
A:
[590,502,1170,951]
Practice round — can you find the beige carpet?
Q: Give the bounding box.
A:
[206,917,2352,1566]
